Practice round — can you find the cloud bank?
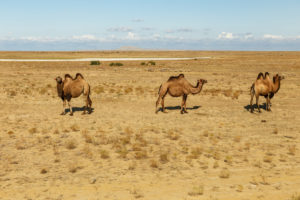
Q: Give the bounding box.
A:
[1,32,300,51]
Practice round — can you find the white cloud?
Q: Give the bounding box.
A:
[72,34,97,40]
[263,34,283,39]
[218,32,235,39]
[126,32,139,40]
[107,27,133,32]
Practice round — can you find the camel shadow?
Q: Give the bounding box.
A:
[65,106,94,114]
[244,103,267,112]
[163,105,201,111]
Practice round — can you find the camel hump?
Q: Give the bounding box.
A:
[264,72,270,78]
[168,73,185,81]
[75,73,84,79]
[257,72,264,80]
[65,74,73,79]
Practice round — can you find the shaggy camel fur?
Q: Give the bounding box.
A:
[55,73,92,115]
[250,72,284,113]
[156,74,207,114]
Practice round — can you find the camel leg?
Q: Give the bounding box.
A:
[88,95,92,114]
[155,95,162,114]
[256,95,260,113]
[250,93,254,113]
[82,96,88,115]
[267,94,271,111]
[61,99,66,115]
[161,96,167,113]
[183,94,188,113]
[67,100,73,116]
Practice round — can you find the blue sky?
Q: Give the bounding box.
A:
[1,0,300,50]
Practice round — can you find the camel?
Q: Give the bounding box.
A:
[55,73,92,115]
[250,72,284,113]
[155,74,207,114]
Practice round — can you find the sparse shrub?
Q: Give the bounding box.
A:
[288,145,296,155]
[65,139,77,150]
[128,161,137,170]
[53,129,60,134]
[219,168,230,178]
[166,130,180,140]
[15,138,26,150]
[81,130,94,143]
[40,168,48,174]
[28,127,38,134]
[124,87,133,94]
[100,150,110,159]
[150,159,159,168]
[159,152,169,163]
[188,185,204,196]
[263,155,273,163]
[7,130,14,135]
[70,124,80,132]
[109,62,123,66]
[148,61,156,65]
[290,194,300,200]
[234,135,241,143]
[213,161,219,168]
[140,62,146,65]
[188,147,202,159]
[236,185,243,192]
[39,88,47,95]
[9,90,17,97]
[94,86,105,94]
[224,155,233,164]
[135,150,148,159]
[90,60,101,65]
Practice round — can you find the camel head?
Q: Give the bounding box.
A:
[273,74,285,82]
[55,76,63,84]
[199,79,207,84]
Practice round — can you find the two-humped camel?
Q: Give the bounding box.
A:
[55,73,92,115]
[250,72,284,113]
[156,74,207,114]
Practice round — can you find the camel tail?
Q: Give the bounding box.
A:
[250,83,255,95]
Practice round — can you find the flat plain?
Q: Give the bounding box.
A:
[0,51,300,200]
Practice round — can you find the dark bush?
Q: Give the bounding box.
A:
[90,61,101,65]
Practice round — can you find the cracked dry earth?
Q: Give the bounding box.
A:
[0,51,300,200]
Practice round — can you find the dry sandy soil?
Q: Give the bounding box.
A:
[0,51,300,200]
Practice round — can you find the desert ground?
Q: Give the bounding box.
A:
[0,51,300,200]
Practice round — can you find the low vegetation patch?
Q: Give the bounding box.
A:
[109,62,123,66]
[90,60,101,65]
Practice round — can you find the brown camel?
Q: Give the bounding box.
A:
[55,73,92,115]
[250,72,284,113]
[155,74,207,114]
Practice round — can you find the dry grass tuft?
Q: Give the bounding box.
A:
[94,86,105,94]
[219,168,230,179]
[288,145,296,155]
[166,130,180,140]
[28,127,38,134]
[263,155,273,163]
[15,138,27,150]
[100,150,110,159]
[159,152,169,163]
[188,184,204,196]
[70,124,80,132]
[40,168,48,174]
[188,147,202,159]
[81,130,94,144]
[150,159,159,168]
[65,139,77,150]
[135,150,148,160]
